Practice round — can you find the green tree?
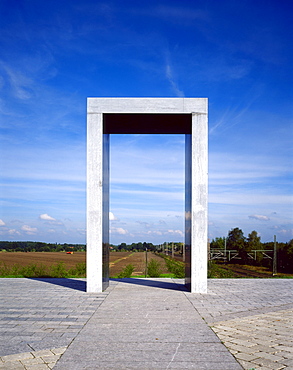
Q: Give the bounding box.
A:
[247,230,263,264]
[278,239,293,273]
[227,228,246,263]
[210,237,225,249]
[227,228,245,250]
[247,230,262,250]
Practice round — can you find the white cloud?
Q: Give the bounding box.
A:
[39,214,64,227]
[8,229,21,236]
[21,225,37,234]
[278,229,293,238]
[0,219,5,226]
[110,227,129,235]
[109,212,118,221]
[39,213,56,221]
[146,230,163,236]
[249,214,270,221]
[167,229,184,237]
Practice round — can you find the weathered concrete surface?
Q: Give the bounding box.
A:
[87,97,208,293]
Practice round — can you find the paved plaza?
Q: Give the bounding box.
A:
[0,278,292,369]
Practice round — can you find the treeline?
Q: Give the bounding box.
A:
[0,241,86,252]
[1,241,183,253]
[111,242,156,252]
[111,242,183,252]
[210,228,293,273]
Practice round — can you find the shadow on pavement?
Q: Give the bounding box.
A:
[111,278,188,291]
[29,278,86,292]
[28,278,187,293]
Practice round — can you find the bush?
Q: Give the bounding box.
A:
[117,264,134,278]
[164,257,185,278]
[208,261,238,278]
[68,262,86,277]
[50,262,69,278]
[0,261,87,278]
[147,259,162,277]
[21,263,49,278]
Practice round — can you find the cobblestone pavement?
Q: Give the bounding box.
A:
[211,309,293,370]
[0,278,113,369]
[0,347,67,369]
[185,279,293,370]
[0,278,292,369]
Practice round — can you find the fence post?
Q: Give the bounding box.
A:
[145,248,148,277]
[273,235,277,276]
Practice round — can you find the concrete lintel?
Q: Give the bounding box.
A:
[87,97,207,114]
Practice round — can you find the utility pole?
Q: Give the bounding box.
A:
[172,242,174,259]
[224,237,227,262]
[145,248,148,277]
[183,243,185,262]
[273,235,277,276]
[207,239,210,261]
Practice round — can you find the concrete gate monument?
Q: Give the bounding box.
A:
[87,98,208,293]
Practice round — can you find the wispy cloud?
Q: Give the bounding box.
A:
[249,215,270,221]
[165,61,184,97]
[9,229,21,236]
[21,225,37,235]
[209,152,291,186]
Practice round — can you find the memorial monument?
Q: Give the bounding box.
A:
[87,98,208,293]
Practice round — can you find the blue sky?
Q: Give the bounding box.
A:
[0,0,292,245]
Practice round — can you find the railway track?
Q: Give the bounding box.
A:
[219,264,272,278]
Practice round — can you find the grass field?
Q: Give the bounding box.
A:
[0,251,170,278]
[1,251,291,279]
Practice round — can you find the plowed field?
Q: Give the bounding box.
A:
[109,252,169,276]
[0,251,169,277]
[0,252,85,269]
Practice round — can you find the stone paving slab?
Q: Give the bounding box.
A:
[184,279,293,370]
[1,278,293,369]
[54,278,241,370]
[0,347,67,369]
[0,278,113,369]
[210,309,293,370]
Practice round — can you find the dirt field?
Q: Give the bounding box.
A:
[109,251,169,276]
[0,252,86,269]
[0,251,169,277]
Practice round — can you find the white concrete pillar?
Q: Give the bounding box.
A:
[87,113,109,292]
[191,112,208,293]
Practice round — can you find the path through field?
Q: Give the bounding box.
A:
[0,251,170,277]
[109,251,169,276]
